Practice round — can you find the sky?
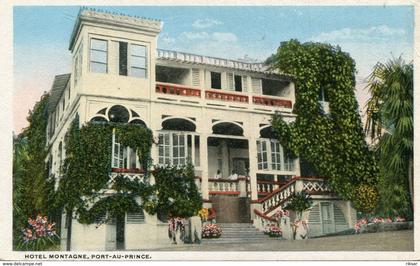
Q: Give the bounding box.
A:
[13,5,414,133]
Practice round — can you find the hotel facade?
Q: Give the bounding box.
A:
[46,9,356,250]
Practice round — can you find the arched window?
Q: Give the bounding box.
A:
[108,105,130,123]
[158,118,199,166]
[212,122,243,136]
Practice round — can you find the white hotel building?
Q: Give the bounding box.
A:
[46,9,356,250]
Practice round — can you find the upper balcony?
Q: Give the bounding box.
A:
[155,50,295,113]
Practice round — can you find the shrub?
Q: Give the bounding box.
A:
[352,184,378,213]
[16,215,59,251]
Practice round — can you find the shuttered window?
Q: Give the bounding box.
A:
[192,68,200,87]
[242,76,248,92]
[127,211,145,224]
[333,204,347,225]
[251,78,262,94]
[226,73,234,91]
[308,203,321,224]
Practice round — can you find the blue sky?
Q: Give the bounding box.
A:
[13,5,414,132]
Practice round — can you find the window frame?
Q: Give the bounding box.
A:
[257,138,295,172]
[111,130,141,170]
[158,131,199,167]
[89,38,108,73]
[210,71,222,89]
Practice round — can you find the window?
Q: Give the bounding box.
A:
[257,140,268,170]
[257,139,295,172]
[118,42,128,76]
[234,75,242,92]
[118,42,147,78]
[90,39,107,73]
[211,72,221,89]
[270,140,282,170]
[130,44,147,78]
[158,131,199,166]
[127,211,145,224]
[112,131,140,169]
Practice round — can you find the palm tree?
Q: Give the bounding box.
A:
[364,57,413,215]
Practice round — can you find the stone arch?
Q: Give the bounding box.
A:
[162,117,196,132]
[259,125,276,139]
[212,121,244,136]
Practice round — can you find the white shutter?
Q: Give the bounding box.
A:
[192,68,200,87]
[127,211,145,224]
[251,78,262,94]
[242,76,248,92]
[226,73,234,91]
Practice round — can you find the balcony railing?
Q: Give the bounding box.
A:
[208,178,240,195]
[155,82,293,110]
[109,168,146,183]
[252,95,292,108]
[205,90,249,103]
[155,83,201,97]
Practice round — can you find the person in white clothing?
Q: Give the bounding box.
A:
[214,169,222,179]
[228,170,238,180]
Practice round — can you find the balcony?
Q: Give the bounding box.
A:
[155,82,293,112]
[155,83,201,98]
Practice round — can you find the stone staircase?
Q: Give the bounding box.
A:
[201,223,272,244]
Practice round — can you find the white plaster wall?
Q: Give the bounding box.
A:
[70,220,107,251]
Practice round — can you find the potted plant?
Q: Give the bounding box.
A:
[283,191,313,240]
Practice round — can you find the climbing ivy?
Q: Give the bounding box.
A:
[152,164,202,218]
[56,118,201,224]
[269,40,379,212]
[55,117,155,224]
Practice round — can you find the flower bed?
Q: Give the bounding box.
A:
[355,216,409,234]
[202,224,222,238]
[17,215,59,251]
[263,224,282,238]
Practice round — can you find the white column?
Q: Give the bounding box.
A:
[200,134,209,200]
[248,138,258,201]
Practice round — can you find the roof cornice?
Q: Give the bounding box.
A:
[69,8,162,51]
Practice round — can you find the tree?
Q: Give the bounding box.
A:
[152,164,202,218]
[13,93,56,248]
[268,40,379,212]
[365,57,413,217]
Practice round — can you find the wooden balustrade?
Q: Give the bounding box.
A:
[257,180,283,195]
[252,95,292,108]
[155,83,201,97]
[109,170,145,183]
[205,90,249,103]
[208,178,240,195]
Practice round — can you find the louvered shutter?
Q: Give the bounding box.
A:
[127,211,145,224]
[308,203,321,224]
[251,78,262,94]
[226,73,234,91]
[333,204,347,225]
[242,76,248,92]
[192,68,200,87]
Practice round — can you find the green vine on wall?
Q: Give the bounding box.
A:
[55,117,155,224]
[269,40,379,212]
[55,117,201,224]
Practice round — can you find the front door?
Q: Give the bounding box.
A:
[320,202,335,234]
